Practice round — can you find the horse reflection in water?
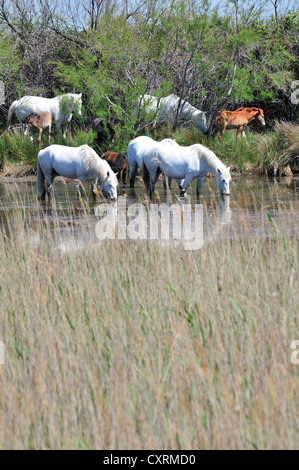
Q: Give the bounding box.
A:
[94,192,232,245]
[204,195,232,242]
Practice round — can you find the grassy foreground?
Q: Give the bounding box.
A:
[0,190,298,449]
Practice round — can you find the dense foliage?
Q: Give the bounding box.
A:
[0,0,298,144]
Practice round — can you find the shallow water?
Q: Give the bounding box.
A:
[0,175,298,250]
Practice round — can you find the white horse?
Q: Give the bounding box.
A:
[137,94,208,134]
[8,93,82,141]
[142,139,231,198]
[127,135,184,189]
[37,144,118,202]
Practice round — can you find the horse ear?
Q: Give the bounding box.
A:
[79,93,82,98]
[227,166,230,171]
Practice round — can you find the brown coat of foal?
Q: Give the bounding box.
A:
[214,107,265,142]
[102,151,128,185]
[24,111,52,147]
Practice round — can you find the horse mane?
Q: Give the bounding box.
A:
[191,144,228,174]
[235,107,261,113]
[80,145,118,183]
[57,93,81,102]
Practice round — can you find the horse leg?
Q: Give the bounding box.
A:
[177,179,184,191]
[38,129,43,148]
[168,177,172,189]
[196,174,207,196]
[236,126,244,140]
[162,173,167,189]
[77,176,86,198]
[91,178,98,201]
[150,171,158,199]
[55,122,61,142]
[47,125,51,146]
[30,129,34,143]
[62,124,68,139]
[180,174,193,196]
[129,161,137,188]
[45,175,54,200]
[241,127,246,138]
[122,168,126,185]
[154,167,161,185]
[219,128,225,143]
[39,175,47,202]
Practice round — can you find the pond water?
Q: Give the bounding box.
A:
[0,175,298,250]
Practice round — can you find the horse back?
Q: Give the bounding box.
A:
[25,111,52,128]
[216,109,251,126]
[103,151,127,170]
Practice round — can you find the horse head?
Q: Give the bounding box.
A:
[256,109,266,127]
[102,170,118,200]
[71,93,82,116]
[216,167,231,196]
[195,111,208,134]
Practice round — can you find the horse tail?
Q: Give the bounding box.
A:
[7,101,18,128]
[36,158,45,200]
[142,160,150,192]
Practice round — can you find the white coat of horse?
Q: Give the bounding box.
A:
[142,138,231,198]
[37,144,118,201]
[127,135,184,189]
[137,94,208,134]
[8,93,82,141]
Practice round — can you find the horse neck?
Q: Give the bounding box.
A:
[87,147,111,182]
[58,94,74,111]
[190,108,200,119]
[48,97,61,120]
[245,109,259,122]
[199,149,225,176]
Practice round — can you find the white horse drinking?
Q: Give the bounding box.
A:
[127,135,184,189]
[142,138,231,198]
[137,94,208,134]
[8,93,82,141]
[37,144,118,201]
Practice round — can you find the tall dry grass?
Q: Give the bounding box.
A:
[0,187,298,449]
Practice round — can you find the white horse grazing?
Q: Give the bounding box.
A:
[127,135,184,189]
[137,94,208,134]
[37,144,118,202]
[142,139,231,198]
[8,93,82,141]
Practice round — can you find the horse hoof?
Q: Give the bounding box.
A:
[130,180,134,188]
[180,190,186,197]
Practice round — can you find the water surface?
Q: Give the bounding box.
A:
[0,175,298,250]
